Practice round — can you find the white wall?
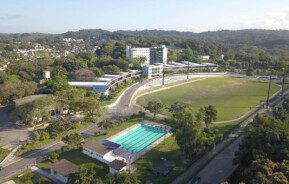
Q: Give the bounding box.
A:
[82,148,111,164]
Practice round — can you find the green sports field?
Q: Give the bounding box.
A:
[138,77,280,121]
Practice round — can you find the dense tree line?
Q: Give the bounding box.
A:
[231,98,289,183]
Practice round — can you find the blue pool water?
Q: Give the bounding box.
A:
[111,124,167,153]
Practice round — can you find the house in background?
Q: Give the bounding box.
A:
[50,159,79,183]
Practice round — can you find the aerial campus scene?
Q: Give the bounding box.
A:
[0,1,289,184]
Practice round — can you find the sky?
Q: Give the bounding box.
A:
[1,0,289,33]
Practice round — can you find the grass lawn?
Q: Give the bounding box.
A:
[139,77,280,121]
[38,149,109,178]
[88,118,138,141]
[209,121,240,135]
[132,136,187,184]
[0,147,10,162]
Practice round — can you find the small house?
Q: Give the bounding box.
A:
[50,159,79,183]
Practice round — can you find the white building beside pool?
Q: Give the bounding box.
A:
[81,120,171,173]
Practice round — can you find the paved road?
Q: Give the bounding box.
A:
[198,137,242,184]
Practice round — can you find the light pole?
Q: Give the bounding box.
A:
[266,72,272,106]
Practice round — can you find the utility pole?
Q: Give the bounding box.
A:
[187,61,190,81]
[266,73,272,106]
[162,64,165,87]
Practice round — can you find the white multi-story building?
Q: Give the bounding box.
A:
[142,64,164,79]
[126,46,150,64]
[126,45,168,65]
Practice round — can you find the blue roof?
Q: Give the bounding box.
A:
[101,140,120,149]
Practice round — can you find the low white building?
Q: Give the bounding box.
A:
[50,159,79,183]
[142,64,163,79]
[68,81,110,95]
[82,140,124,164]
[68,70,141,95]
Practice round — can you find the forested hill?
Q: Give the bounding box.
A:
[2,29,289,55]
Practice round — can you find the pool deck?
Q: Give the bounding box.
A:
[108,120,172,163]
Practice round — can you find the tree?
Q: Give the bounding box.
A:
[79,163,98,184]
[73,69,96,81]
[203,105,217,127]
[90,67,104,77]
[103,65,122,74]
[41,131,50,140]
[49,151,60,162]
[47,118,76,136]
[62,133,83,148]
[246,66,254,76]
[80,97,102,122]
[145,101,164,117]
[168,104,206,160]
[242,159,289,184]
[51,66,68,78]
[0,72,18,84]
[234,115,289,168]
[33,131,41,141]
[14,95,59,125]
[47,76,71,93]
[0,80,37,105]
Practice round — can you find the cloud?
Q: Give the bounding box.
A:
[176,8,289,32]
[226,8,289,30]
[0,13,22,21]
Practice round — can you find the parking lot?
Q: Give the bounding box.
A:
[0,106,30,146]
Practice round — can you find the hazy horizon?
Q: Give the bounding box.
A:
[1,0,289,33]
[2,28,289,35]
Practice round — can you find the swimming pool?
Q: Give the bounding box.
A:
[111,124,167,153]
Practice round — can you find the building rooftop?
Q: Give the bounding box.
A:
[50,159,79,177]
[83,141,114,155]
[108,159,127,171]
[68,81,108,87]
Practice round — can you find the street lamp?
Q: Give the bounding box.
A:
[266,70,273,106]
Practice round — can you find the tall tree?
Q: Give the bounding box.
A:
[204,105,217,126]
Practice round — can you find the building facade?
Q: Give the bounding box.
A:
[150,45,168,64]
[126,45,168,64]
[142,64,164,79]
